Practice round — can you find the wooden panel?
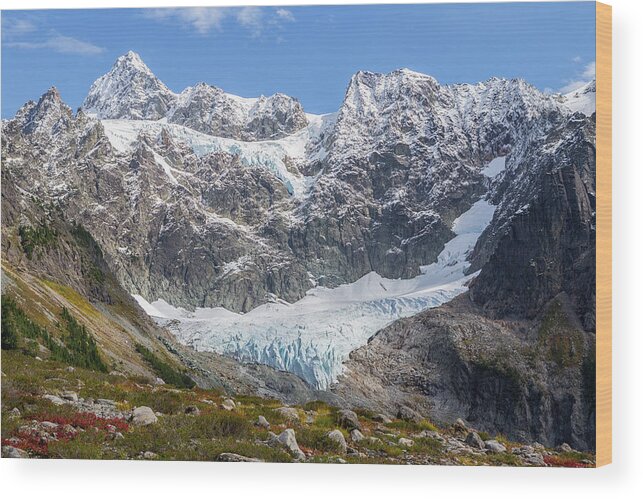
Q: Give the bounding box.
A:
[595,1,612,468]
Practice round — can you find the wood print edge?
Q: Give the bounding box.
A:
[595,0,612,468]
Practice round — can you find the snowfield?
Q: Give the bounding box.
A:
[134,192,497,389]
[101,113,335,198]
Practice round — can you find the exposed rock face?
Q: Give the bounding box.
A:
[469,115,596,331]
[334,294,596,451]
[167,84,308,140]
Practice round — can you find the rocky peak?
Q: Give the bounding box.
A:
[17,86,73,137]
[82,51,177,120]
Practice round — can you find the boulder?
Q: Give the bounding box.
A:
[131,406,158,426]
[275,406,300,422]
[373,413,392,424]
[9,407,21,418]
[327,429,347,454]
[464,431,485,450]
[61,391,79,402]
[273,429,305,460]
[221,399,236,411]
[217,452,264,463]
[557,443,573,453]
[453,418,469,432]
[484,440,507,453]
[43,394,65,406]
[2,445,29,458]
[350,429,365,442]
[65,366,75,373]
[397,406,422,423]
[184,405,200,416]
[255,415,270,429]
[398,437,415,447]
[337,409,361,430]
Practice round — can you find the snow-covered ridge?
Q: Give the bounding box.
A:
[101,113,334,197]
[82,51,309,141]
[561,80,596,117]
[134,164,500,389]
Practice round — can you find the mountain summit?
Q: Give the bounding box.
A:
[82,51,176,120]
[81,51,308,140]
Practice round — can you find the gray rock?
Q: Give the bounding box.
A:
[61,391,78,402]
[465,431,485,450]
[96,398,117,407]
[273,429,305,460]
[43,394,65,406]
[153,377,166,385]
[65,366,75,373]
[184,405,200,416]
[142,451,158,459]
[255,415,270,429]
[373,413,392,424]
[484,440,507,453]
[221,399,236,411]
[327,429,347,454]
[9,407,21,418]
[350,429,365,442]
[131,406,158,426]
[398,437,415,447]
[40,421,59,430]
[397,406,422,423]
[454,418,469,432]
[2,445,29,458]
[275,406,299,422]
[217,452,264,462]
[558,443,573,453]
[337,409,361,430]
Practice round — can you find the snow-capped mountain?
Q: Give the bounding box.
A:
[82,51,308,141]
[2,51,596,389]
[83,51,176,120]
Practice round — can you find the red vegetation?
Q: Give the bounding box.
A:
[31,412,129,432]
[544,455,592,468]
[3,412,129,457]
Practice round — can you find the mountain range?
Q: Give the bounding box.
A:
[1,51,596,450]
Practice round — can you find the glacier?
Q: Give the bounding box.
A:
[134,192,497,390]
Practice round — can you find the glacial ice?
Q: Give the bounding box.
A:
[134,198,496,390]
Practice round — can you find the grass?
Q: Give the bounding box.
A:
[1,349,595,466]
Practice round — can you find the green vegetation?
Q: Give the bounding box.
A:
[135,343,195,389]
[1,296,106,372]
[18,222,58,259]
[0,350,595,465]
[538,299,585,368]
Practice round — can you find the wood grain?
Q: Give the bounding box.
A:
[595,1,612,468]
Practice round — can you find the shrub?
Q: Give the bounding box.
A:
[18,222,57,259]
[135,344,195,389]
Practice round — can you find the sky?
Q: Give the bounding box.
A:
[1,3,596,118]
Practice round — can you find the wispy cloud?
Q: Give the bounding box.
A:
[7,35,105,55]
[559,60,596,93]
[145,7,227,35]
[145,7,296,38]
[236,7,263,37]
[2,15,104,56]
[275,8,296,22]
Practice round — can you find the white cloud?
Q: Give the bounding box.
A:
[236,7,263,37]
[2,18,37,38]
[559,60,596,93]
[582,61,596,80]
[572,55,582,63]
[275,9,295,22]
[146,7,295,38]
[146,8,227,34]
[7,35,105,55]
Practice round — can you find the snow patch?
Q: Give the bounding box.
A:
[482,156,506,178]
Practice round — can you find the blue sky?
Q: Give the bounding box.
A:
[1,3,596,118]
